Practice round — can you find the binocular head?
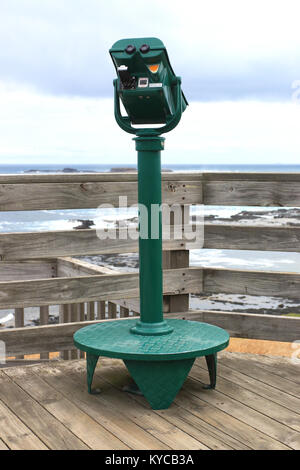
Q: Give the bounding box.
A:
[110,37,188,135]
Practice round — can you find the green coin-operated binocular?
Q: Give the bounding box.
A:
[110,37,188,135]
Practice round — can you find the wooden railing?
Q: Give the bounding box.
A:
[1,171,300,360]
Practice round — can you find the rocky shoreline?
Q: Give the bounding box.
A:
[203,207,300,225]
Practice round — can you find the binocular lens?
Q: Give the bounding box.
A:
[140,44,150,53]
[125,45,136,54]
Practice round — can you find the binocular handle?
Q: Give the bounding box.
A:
[113,77,183,136]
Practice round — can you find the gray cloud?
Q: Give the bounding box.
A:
[0,0,299,101]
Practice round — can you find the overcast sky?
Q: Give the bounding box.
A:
[0,0,300,165]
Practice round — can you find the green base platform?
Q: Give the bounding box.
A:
[74,319,229,410]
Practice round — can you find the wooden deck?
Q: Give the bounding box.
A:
[0,351,300,450]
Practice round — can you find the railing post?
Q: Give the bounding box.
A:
[40,306,49,360]
[163,206,190,313]
[15,307,24,360]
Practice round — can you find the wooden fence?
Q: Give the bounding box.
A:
[1,171,300,360]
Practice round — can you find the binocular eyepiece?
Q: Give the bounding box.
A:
[125,43,151,55]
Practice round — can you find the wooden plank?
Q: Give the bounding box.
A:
[0,172,201,184]
[120,306,129,318]
[203,267,300,299]
[108,302,117,319]
[194,359,300,431]
[15,307,24,360]
[0,317,136,356]
[61,360,207,450]
[113,298,140,314]
[0,180,202,211]
[14,308,24,328]
[168,310,300,343]
[97,301,106,319]
[0,267,201,309]
[2,171,300,207]
[216,355,300,411]
[0,229,187,260]
[0,397,48,450]
[95,360,241,450]
[59,304,70,360]
[78,303,85,359]
[204,223,300,252]
[176,387,289,450]
[4,222,300,261]
[0,438,9,450]
[238,352,300,381]
[113,296,171,315]
[40,305,50,361]
[154,404,249,450]
[2,308,300,357]
[188,367,300,448]
[4,223,300,261]
[34,361,170,450]
[4,367,129,450]
[40,306,49,326]
[240,354,300,386]
[58,258,138,316]
[0,370,88,449]
[98,358,281,450]
[87,302,95,321]
[218,353,300,399]
[204,180,300,206]
[163,205,190,312]
[70,304,80,360]
[57,257,118,277]
[2,171,300,185]
[202,172,300,182]
[0,260,56,280]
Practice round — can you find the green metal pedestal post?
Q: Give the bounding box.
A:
[130,135,173,336]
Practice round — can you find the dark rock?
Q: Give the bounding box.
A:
[110,167,137,172]
[73,219,95,230]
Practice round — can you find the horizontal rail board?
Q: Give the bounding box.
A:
[204,181,300,206]
[0,181,202,211]
[0,229,189,260]
[1,264,300,308]
[204,223,300,251]
[1,310,299,356]
[202,172,300,182]
[0,172,201,184]
[0,260,56,281]
[0,267,202,309]
[2,171,300,184]
[2,223,300,260]
[0,317,131,356]
[168,310,300,343]
[2,172,300,208]
[203,267,300,299]
[57,257,117,277]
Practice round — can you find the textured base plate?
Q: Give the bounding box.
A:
[74,319,229,361]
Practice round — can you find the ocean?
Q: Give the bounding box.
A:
[2,163,300,173]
